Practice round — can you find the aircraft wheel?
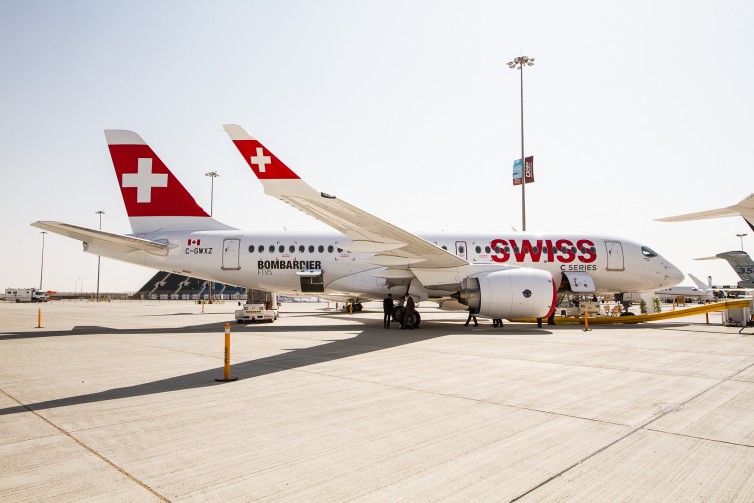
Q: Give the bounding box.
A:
[392,305,405,322]
[354,303,363,312]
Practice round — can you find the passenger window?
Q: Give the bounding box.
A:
[299,245,305,253]
[327,245,334,253]
[279,245,285,253]
[289,245,295,253]
[495,246,501,253]
[485,246,491,253]
[318,245,324,253]
[442,245,448,250]
[337,248,343,253]
[475,246,481,253]
[533,247,539,254]
[513,247,519,253]
[248,245,255,253]
[308,245,314,253]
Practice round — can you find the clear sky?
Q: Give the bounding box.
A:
[2,1,753,293]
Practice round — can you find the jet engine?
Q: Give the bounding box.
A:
[454,269,556,319]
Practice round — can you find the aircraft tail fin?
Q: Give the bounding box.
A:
[656,193,754,232]
[687,273,708,290]
[715,251,754,288]
[105,130,234,234]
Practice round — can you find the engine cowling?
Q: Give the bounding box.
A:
[455,269,556,319]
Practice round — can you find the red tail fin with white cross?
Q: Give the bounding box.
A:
[105,130,233,234]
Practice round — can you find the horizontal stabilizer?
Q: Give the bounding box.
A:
[32,221,173,254]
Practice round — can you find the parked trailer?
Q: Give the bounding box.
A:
[5,288,48,303]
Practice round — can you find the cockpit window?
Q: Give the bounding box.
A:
[641,246,658,258]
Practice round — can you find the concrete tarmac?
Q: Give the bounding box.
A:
[1,300,753,502]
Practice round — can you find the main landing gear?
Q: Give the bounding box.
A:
[392,305,421,328]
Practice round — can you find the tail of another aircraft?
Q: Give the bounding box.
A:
[696,250,754,288]
[105,130,233,234]
[687,273,708,290]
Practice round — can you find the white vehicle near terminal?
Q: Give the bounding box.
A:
[5,288,48,303]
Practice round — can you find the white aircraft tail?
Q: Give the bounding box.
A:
[105,130,234,234]
[687,273,708,290]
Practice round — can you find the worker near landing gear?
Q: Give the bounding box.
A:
[383,293,394,329]
[465,307,478,327]
[401,294,415,330]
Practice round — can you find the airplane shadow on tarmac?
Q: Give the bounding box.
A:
[1,317,541,416]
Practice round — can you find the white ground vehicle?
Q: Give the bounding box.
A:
[5,288,48,303]
[234,303,278,323]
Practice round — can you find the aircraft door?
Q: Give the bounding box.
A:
[605,241,624,271]
[222,239,241,270]
[455,241,467,260]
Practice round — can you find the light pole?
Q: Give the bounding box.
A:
[205,171,220,216]
[736,233,748,250]
[95,210,105,301]
[80,277,86,295]
[205,171,219,301]
[507,55,535,231]
[39,231,47,290]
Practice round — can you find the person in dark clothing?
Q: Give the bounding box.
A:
[383,293,394,328]
[401,294,415,330]
[465,306,478,327]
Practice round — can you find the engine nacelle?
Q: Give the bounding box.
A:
[455,269,556,319]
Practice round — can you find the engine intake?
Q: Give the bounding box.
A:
[454,269,556,319]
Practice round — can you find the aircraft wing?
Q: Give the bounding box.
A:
[656,194,754,222]
[32,221,173,254]
[223,125,467,269]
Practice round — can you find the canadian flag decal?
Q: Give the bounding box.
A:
[188,239,201,246]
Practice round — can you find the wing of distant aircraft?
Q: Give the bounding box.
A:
[656,193,754,231]
[31,221,173,254]
[222,124,467,270]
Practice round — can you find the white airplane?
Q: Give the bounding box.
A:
[32,127,683,325]
[655,273,714,302]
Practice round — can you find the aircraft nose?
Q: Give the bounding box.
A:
[665,261,684,286]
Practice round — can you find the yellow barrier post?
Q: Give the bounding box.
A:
[583,308,591,331]
[201,301,205,314]
[36,307,43,329]
[705,312,709,325]
[215,322,238,382]
[349,303,353,315]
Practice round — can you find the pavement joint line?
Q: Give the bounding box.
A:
[403,346,738,381]
[508,359,754,502]
[643,427,754,449]
[0,387,170,503]
[248,360,630,428]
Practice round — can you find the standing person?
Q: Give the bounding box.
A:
[465,306,478,327]
[401,294,415,330]
[383,293,394,328]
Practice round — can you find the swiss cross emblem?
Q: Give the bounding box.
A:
[250,147,271,173]
[188,239,201,246]
[121,158,168,203]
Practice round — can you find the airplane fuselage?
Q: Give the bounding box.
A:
[88,230,681,300]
